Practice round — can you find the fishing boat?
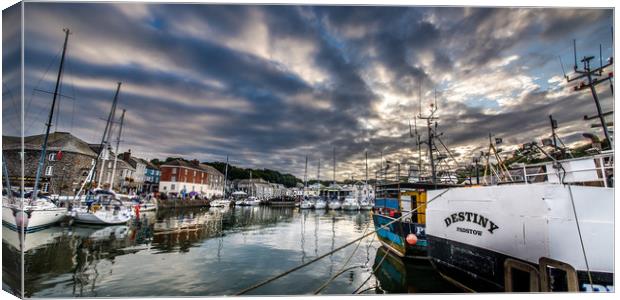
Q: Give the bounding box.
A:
[426,51,614,292]
[69,189,132,225]
[373,181,455,259]
[341,194,360,211]
[372,93,461,259]
[1,29,73,232]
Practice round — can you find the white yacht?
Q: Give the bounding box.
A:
[327,198,341,210]
[246,196,261,206]
[300,197,314,209]
[210,199,231,207]
[341,195,360,211]
[2,194,67,232]
[314,197,327,209]
[69,190,132,225]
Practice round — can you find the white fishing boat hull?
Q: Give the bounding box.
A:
[300,202,314,209]
[314,201,327,209]
[426,183,614,292]
[70,207,132,225]
[2,201,67,232]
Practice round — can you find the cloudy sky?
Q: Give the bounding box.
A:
[2,2,614,181]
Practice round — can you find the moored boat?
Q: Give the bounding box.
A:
[341,195,360,211]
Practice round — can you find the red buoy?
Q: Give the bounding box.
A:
[406,234,418,245]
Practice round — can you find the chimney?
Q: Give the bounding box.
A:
[123,149,131,162]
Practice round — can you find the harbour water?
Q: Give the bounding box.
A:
[2,206,461,297]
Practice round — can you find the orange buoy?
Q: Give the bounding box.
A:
[406,233,418,245]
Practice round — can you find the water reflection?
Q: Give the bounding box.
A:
[2,207,459,297]
[372,246,463,294]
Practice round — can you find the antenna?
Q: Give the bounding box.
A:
[565,36,614,149]
[409,119,413,137]
[599,44,603,72]
[573,39,578,71]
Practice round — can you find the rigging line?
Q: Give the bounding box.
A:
[66,56,78,133]
[2,83,22,128]
[24,46,63,118]
[235,188,451,295]
[314,220,372,294]
[566,184,594,287]
[352,248,390,294]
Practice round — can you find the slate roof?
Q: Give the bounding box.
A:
[3,132,98,157]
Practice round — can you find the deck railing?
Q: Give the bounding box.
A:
[511,151,614,187]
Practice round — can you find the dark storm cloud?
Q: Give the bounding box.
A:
[6,3,614,180]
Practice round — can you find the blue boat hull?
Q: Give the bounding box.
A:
[372,212,427,258]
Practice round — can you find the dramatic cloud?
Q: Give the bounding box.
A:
[3,3,614,180]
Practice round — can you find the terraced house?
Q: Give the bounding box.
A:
[158,159,224,198]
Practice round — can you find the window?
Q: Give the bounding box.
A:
[42,182,49,192]
[185,169,188,175]
[172,168,177,174]
[163,186,167,191]
[194,170,196,176]
[171,175,176,182]
[108,161,112,168]
[45,166,53,176]
[171,184,175,191]
[48,153,56,161]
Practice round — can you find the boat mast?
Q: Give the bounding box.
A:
[32,28,70,201]
[109,109,126,189]
[304,155,308,196]
[419,89,438,184]
[97,83,121,188]
[223,155,229,198]
[332,147,336,185]
[91,82,121,189]
[250,170,253,197]
[365,151,368,184]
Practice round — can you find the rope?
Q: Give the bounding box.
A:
[234,188,451,295]
[352,248,390,294]
[566,185,593,286]
[313,221,371,294]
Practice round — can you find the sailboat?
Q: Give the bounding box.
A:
[2,29,72,232]
[68,82,132,225]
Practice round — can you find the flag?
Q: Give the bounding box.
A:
[55,150,63,160]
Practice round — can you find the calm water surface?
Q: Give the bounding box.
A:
[2,206,461,297]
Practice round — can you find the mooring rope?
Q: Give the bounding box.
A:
[313,221,372,294]
[234,188,451,295]
[566,185,594,287]
[352,248,391,294]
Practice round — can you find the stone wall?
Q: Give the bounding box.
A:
[3,149,96,195]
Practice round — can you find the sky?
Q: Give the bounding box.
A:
[2,2,615,181]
